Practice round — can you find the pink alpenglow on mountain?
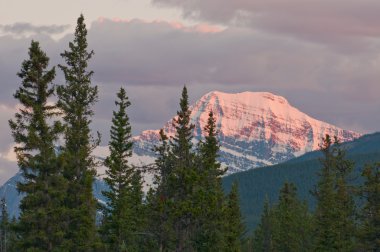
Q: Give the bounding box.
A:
[133,91,361,174]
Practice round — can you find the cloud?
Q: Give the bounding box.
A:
[97,17,224,33]
[152,0,380,48]
[89,19,329,87]
[1,18,379,133]
[0,23,70,36]
[1,17,380,182]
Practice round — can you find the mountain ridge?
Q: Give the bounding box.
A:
[133,90,361,173]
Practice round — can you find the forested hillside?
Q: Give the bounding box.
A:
[223,132,380,231]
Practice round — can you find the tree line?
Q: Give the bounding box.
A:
[244,136,380,252]
[0,14,379,252]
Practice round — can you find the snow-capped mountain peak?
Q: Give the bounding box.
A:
[133,91,361,173]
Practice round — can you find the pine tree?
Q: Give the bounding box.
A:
[224,182,245,251]
[270,183,313,252]
[148,86,198,251]
[57,14,99,251]
[252,197,273,252]
[0,198,9,252]
[198,111,224,178]
[357,163,380,251]
[313,135,356,251]
[101,88,145,251]
[146,129,176,251]
[194,111,226,251]
[168,86,198,251]
[334,141,356,250]
[7,217,18,252]
[8,40,65,251]
[148,87,243,251]
[313,135,337,251]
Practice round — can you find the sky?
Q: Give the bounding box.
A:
[0,0,380,183]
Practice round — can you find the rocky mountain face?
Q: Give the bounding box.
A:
[133,91,361,173]
[0,91,361,217]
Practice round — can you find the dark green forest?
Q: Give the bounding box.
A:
[223,132,380,232]
[0,15,379,252]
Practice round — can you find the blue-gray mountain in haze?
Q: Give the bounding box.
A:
[0,173,108,218]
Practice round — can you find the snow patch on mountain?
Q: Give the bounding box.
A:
[133,91,361,173]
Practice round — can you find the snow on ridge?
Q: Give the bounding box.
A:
[192,90,360,141]
[133,90,361,173]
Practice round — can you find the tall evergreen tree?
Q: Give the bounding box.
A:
[252,197,273,252]
[148,87,243,251]
[9,40,65,251]
[357,163,380,251]
[334,141,357,250]
[313,135,356,251]
[148,86,198,251]
[168,86,198,251]
[146,129,176,251]
[270,183,313,252]
[101,88,145,251]
[194,111,226,251]
[224,182,245,251]
[57,14,99,251]
[313,135,337,252]
[198,111,224,178]
[0,198,9,252]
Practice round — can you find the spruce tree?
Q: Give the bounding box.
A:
[168,86,198,251]
[224,182,245,251]
[149,86,198,251]
[357,163,380,251]
[57,14,99,251]
[146,129,176,251]
[0,198,9,252]
[313,135,356,251]
[313,135,337,251]
[9,40,65,251]
[270,183,313,252]
[252,197,273,252]
[198,111,224,177]
[101,88,145,251]
[194,111,226,251]
[334,141,356,250]
[148,87,242,251]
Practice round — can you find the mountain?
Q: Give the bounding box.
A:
[223,132,380,232]
[0,171,109,218]
[0,172,24,218]
[0,90,362,218]
[133,91,361,173]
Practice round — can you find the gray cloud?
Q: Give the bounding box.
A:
[152,0,380,48]
[1,18,380,134]
[0,23,70,35]
[1,18,380,182]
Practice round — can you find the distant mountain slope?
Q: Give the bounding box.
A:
[133,91,361,174]
[0,172,109,218]
[222,132,380,232]
[0,172,24,218]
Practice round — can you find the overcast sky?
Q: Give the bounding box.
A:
[0,0,379,183]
